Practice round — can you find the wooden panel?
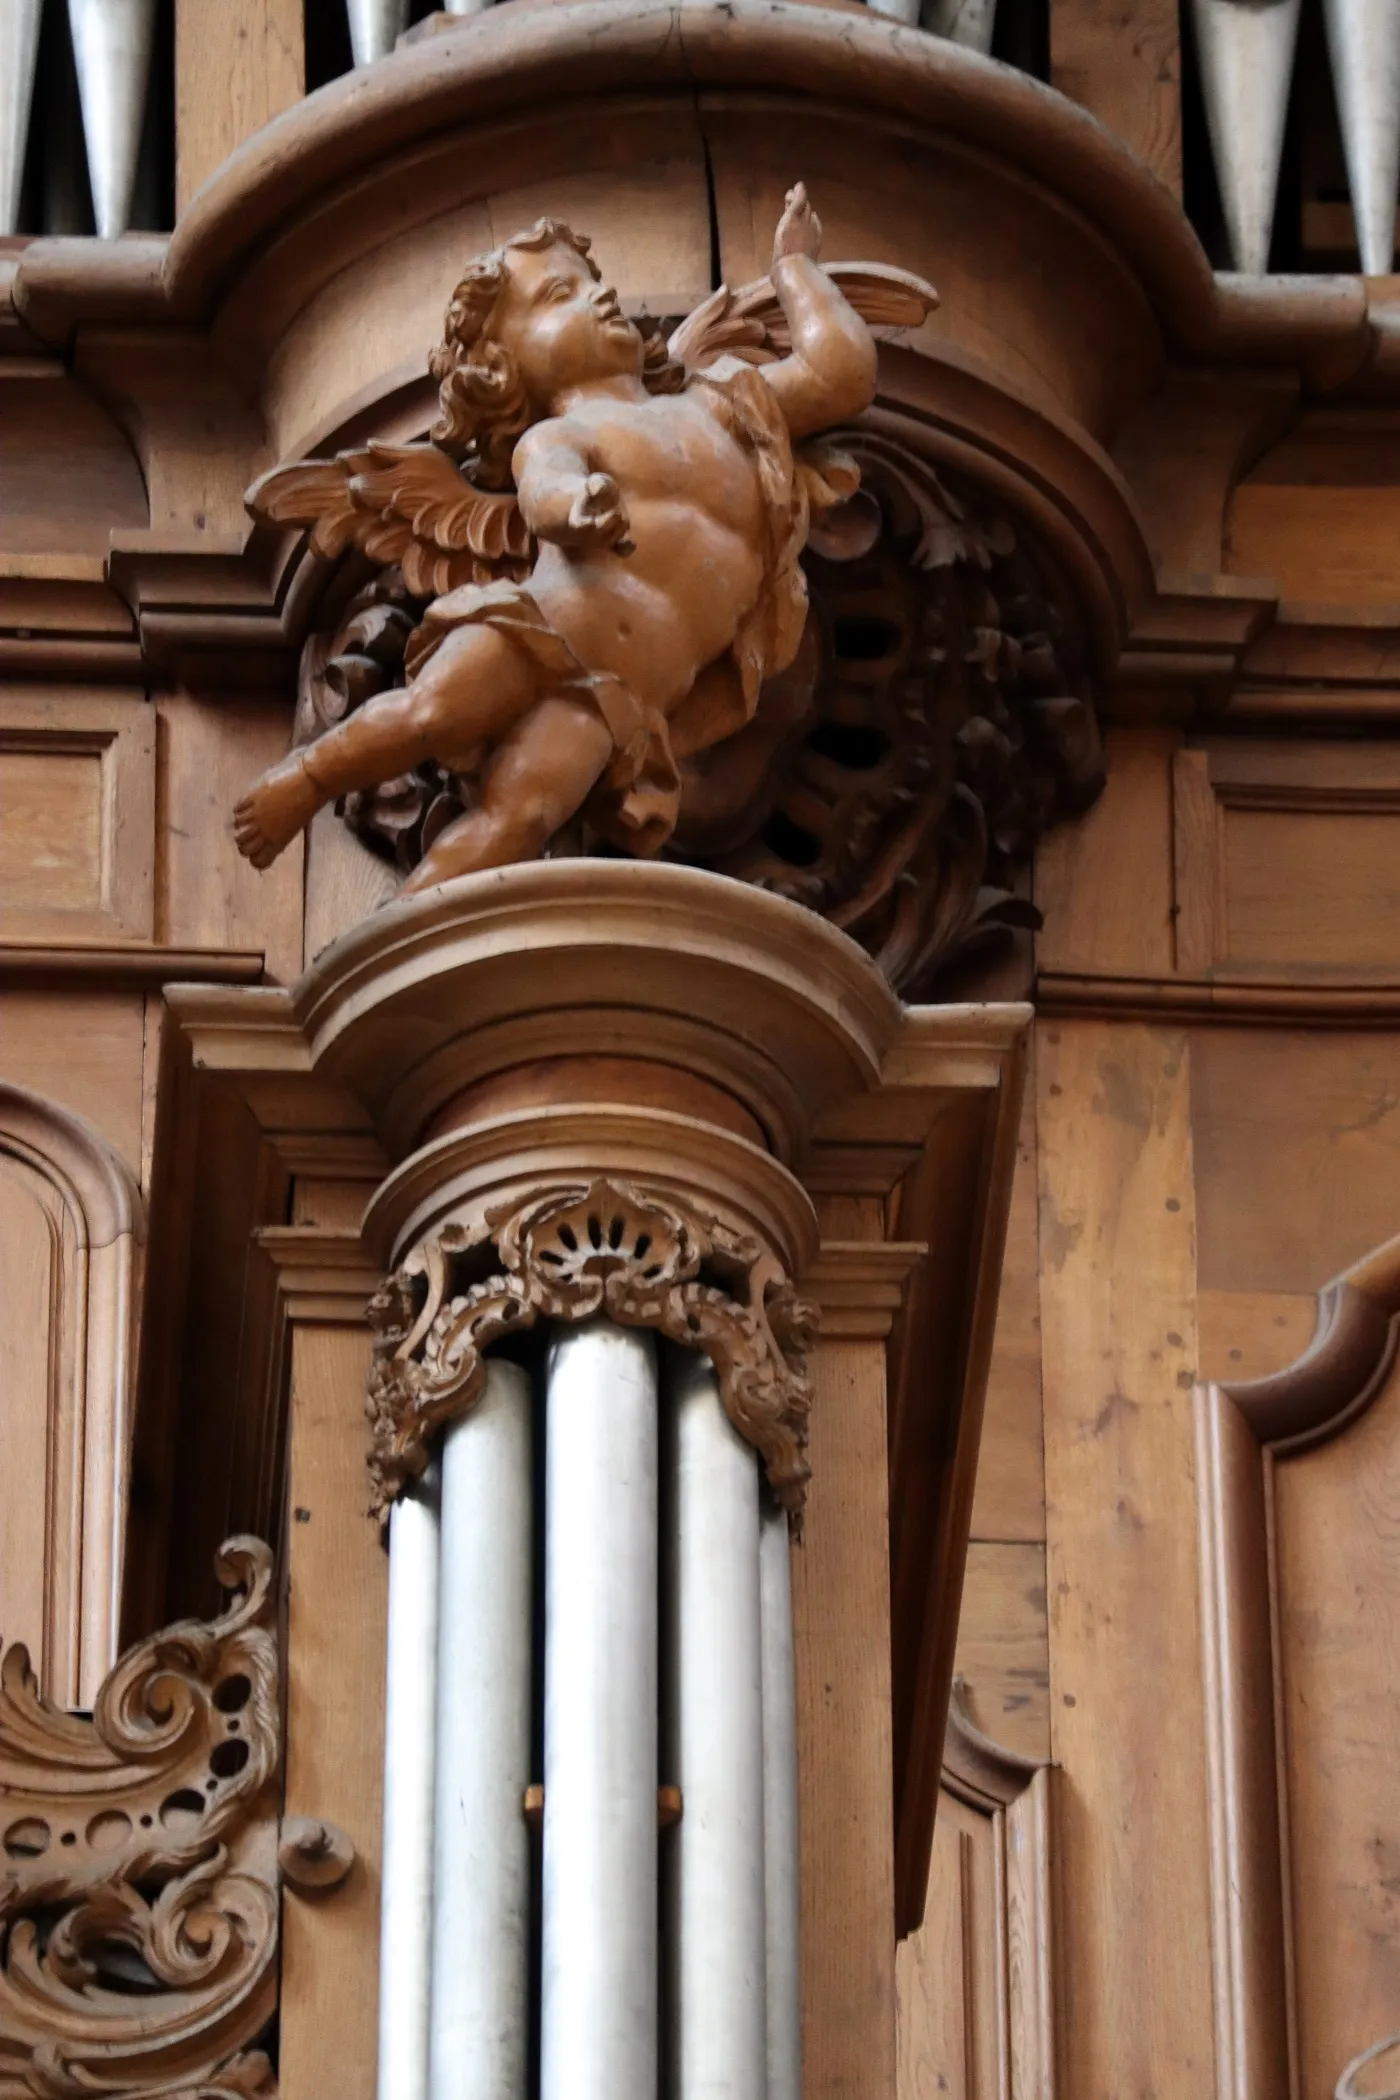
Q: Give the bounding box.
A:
[1172,740,1400,980]
[969,1064,1044,1544]
[1198,1288,1317,1384]
[953,1542,1050,1764]
[0,1164,67,1674]
[1035,728,1177,980]
[1193,1029,1400,1295]
[161,692,303,984]
[0,994,145,1174]
[1039,1022,1216,2096]
[1227,482,1400,605]
[794,1338,896,2100]
[175,0,304,215]
[0,690,154,940]
[1050,0,1181,195]
[280,1321,387,2100]
[1276,1354,1400,2093]
[897,1808,973,2099]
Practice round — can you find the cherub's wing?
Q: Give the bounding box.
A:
[247,439,530,597]
[667,262,938,373]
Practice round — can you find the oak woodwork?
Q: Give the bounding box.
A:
[1037,1021,1216,2097]
[174,0,304,217]
[896,1681,1058,2100]
[0,1539,281,2100]
[1195,1234,1400,2098]
[1050,0,1182,196]
[0,1085,143,1709]
[0,690,154,944]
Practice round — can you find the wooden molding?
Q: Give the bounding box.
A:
[805,1241,928,1339]
[0,1082,144,1709]
[1038,972,1400,1025]
[0,690,154,944]
[0,941,265,988]
[1195,1233,1400,2100]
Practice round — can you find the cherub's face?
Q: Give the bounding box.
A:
[493,241,642,405]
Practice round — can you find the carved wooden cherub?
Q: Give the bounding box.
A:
[233,186,936,892]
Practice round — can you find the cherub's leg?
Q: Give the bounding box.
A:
[232,624,537,869]
[400,696,615,893]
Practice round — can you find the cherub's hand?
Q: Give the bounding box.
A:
[773,182,823,265]
[561,471,631,551]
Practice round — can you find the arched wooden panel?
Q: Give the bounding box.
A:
[1196,1232,1400,2100]
[0,1083,143,1708]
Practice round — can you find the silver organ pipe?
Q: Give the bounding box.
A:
[429,1360,534,2100]
[665,1347,768,2100]
[540,1321,660,2100]
[66,0,156,238]
[374,1318,804,2100]
[0,0,42,236]
[378,1463,443,2100]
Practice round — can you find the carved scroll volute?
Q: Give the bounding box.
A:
[0,1540,281,2100]
[366,1176,818,1525]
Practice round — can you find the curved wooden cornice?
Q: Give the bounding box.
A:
[3,0,1377,386]
[1217,1230,1400,1451]
[941,1675,1047,1812]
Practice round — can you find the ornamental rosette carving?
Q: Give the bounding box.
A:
[0,1542,281,2100]
[366,1178,817,1524]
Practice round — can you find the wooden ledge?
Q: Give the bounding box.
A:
[0,940,265,988]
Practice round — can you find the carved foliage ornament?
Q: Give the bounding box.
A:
[367,1179,817,1523]
[0,1542,279,2100]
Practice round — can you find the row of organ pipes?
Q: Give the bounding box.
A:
[377,1322,803,2100]
[5,0,1400,269]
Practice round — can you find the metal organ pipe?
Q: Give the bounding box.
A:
[345,0,410,65]
[665,1348,768,2100]
[760,1497,804,2100]
[378,1463,443,2100]
[67,0,156,237]
[0,0,42,236]
[429,1359,534,2100]
[540,1320,660,2100]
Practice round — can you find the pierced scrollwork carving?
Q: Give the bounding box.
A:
[366,1178,817,1525]
[0,1541,281,2100]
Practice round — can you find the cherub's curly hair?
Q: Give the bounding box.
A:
[430,217,685,489]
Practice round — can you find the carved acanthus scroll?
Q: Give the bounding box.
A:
[366,1178,817,1523]
[0,1541,280,2100]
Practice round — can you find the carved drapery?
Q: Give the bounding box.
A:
[291,434,1101,997]
[366,1177,816,1523]
[0,1541,280,2100]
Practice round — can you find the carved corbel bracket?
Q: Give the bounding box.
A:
[367,1175,817,1525]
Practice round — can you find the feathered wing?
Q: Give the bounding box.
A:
[247,439,530,597]
[667,260,938,373]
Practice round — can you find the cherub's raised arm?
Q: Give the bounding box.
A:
[759,186,879,441]
[514,423,631,551]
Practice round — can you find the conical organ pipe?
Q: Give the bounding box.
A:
[0,0,42,235]
[922,0,998,54]
[1322,0,1400,274]
[540,1320,659,2100]
[67,0,156,238]
[1191,0,1301,273]
[429,1359,533,2100]
[378,1464,442,2100]
[665,1348,768,2100]
[346,0,409,64]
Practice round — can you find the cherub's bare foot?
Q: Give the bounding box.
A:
[233,751,321,868]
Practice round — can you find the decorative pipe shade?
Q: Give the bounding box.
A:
[0,0,43,235]
[1191,0,1301,274]
[67,0,156,238]
[346,0,410,65]
[1322,0,1400,275]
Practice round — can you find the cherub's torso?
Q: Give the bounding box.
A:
[523,384,771,713]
